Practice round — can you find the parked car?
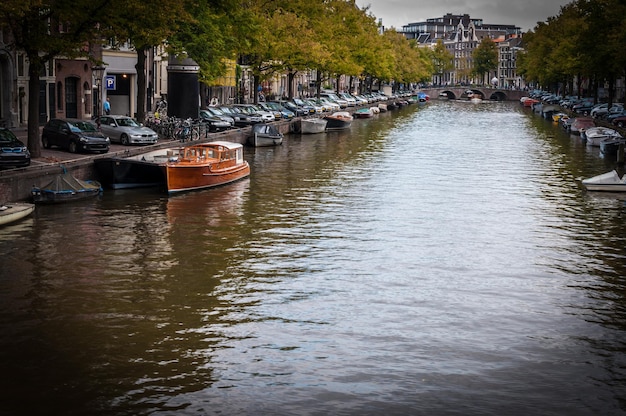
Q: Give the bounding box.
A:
[218,106,263,127]
[338,92,357,107]
[232,104,275,122]
[97,115,158,145]
[303,99,327,113]
[318,97,341,111]
[201,107,235,127]
[611,115,626,128]
[265,101,296,119]
[199,110,233,132]
[42,118,110,153]
[592,104,624,119]
[572,100,597,115]
[283,100,312,116]
[320,92,348,108]
[0,128,30,169]
[256,102,283,120]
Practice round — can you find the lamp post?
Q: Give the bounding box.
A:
[92,65,105,125]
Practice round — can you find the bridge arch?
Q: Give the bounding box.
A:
[420,87,524,102]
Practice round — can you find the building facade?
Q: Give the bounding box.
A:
[401,13,523,88]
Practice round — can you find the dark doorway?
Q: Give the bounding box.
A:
[65,77,78,118]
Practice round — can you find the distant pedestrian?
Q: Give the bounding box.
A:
[209,96,219,107]
[104,97,111,115]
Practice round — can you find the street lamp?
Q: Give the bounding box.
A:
[92,65,105,123]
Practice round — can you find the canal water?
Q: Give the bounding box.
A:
[2,100,626,415]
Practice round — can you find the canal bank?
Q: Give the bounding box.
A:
[0,121,284,204]
[0,100,420,204]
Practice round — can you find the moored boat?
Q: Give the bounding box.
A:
[165,141,250,194]
[353,107,374,119]
[600,137,626,156]
[0,202,35,226]
[582,126,622,147]
[94,147,182,189]
[248,123,283,147]
[324,111,353,130]
[377,103,388,112]
[300,117,327,134]
[31,168,102,204]
[582,170,626,192]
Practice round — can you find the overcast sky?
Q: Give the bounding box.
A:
[355,0,572,32]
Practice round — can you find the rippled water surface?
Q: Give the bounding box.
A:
[2,101,626,415]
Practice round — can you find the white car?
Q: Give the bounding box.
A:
[98,115,158,145]
[338,92,357,107]
[320,92,348,108]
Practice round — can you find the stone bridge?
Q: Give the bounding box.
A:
[420,87,526,102]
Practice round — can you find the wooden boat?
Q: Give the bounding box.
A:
[582,126,622,147]
[0,202,35,226]
[569,117,595,135]
[582,170,626,192]
[94,147,182,189]
[354,107,374,119]
[31,169,102,204]
[248,123,283,147]
[165,141,250,194]
[324,111,353,130]
[300,117,327,134]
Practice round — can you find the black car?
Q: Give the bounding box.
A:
[0,128,30,169]
[42,118,110,153]
[199,110,233,132]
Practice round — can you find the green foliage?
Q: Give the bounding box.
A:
[471,38,498,81]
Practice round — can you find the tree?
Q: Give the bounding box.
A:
[429,39,454,85]
[105,0,193,122]
[472,38,498,85]
[0,0,111,157]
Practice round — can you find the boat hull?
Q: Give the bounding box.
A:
[166,163,250,194]
[32,185,102,204]
[324,112,353,130]
[166,141,250,194]
[248,134,283,147]
[582,170,626,192]
[0,202,35,226]
[300,118,327,134]
[94,148,181,189]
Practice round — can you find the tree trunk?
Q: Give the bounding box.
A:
[27,61,42,158]
[135,47,147,122]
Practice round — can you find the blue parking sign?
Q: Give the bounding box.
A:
[105,75,116,90]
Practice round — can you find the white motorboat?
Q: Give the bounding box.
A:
[248,123,283,147]
[581,170,626,192]
[583,127,622,147]
[0,202,35,226]
[300,118,328,134]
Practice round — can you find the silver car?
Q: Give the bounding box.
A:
[98,115,158,145]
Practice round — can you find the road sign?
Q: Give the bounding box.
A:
[105,75,116,90]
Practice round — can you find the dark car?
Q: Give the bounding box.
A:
[42,118,110,153]
[611,115,626,128]
[199,110,233,132]
[0,128,30,169]
[201,107,235,128]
